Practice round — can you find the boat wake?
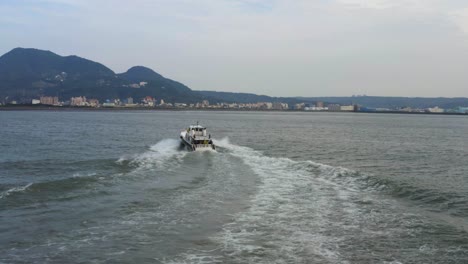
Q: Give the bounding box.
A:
[165,138,440,263]
[0,183,33,200]
[212,138,360,263]
[116,139,188,172]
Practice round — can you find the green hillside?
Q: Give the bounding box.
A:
[0,48,206,103]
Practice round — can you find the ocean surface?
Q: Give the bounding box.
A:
[0,110,467,263]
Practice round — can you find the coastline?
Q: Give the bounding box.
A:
[1,105,467,116]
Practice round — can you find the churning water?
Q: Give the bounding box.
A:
[0,111,467,263]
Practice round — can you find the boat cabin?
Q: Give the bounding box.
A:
[188,125,209,138]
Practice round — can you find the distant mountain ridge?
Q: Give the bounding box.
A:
[199,91,468,109]
[196,90,305,105]
[0,48,205,103]
[296,96,468,109]
[1,47,467,109]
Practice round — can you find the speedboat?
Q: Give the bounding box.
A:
[180,123,216,151]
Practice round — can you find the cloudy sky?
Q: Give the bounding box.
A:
[1,0,468,97]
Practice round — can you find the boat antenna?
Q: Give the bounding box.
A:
[197,120,199,126]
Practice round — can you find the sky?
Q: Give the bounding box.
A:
[1,0,468,97]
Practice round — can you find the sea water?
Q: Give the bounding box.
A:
[0,111,467,263]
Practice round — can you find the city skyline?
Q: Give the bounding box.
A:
[14,95,467,114]
[2,0,468,97]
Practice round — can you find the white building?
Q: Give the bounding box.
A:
[305,106,327,111]
[426,106,444,113]
[294,103,305,110]
[340,105,355,111]
[102,102,115,107]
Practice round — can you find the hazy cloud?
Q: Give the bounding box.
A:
[450,8,468,34]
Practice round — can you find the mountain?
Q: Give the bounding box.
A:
[1,48,467,109]
[197,91,308,105]
[0,48,114,80]
[118,66,192,94]
[0,48,117,100]
[198,90,468,109]
[118,66,163,82]
[0,48,206,103]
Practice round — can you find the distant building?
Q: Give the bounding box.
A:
[340,105,354,111]
[426,106,444,113]
[256,102,272,109]
[272,102,283,110]
[127,97,133,104]
[102,102,115,107]
[140,96,154,106]
[32,99,41,105]
[40,96,59,105]
[455,107,468,114]
[174,103,187,108]
[305,106,327,111]
[400,107,413,112]
[359,107,377,112]
[70,96,87,106]
[294,103,305,110]
[328,104,341,111]
[88,99,99,107]
[139,82,148,87]
[316,101,324,108]
[113,99,122,105]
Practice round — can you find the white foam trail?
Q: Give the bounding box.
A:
[72,172,97,178]
[117,139,188,171]
[0,183,33,199]
[213,137,231,147]
[165,138,387,263]
[164,138,358,263]
[152,139,426,263]
[163,253,223,264]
